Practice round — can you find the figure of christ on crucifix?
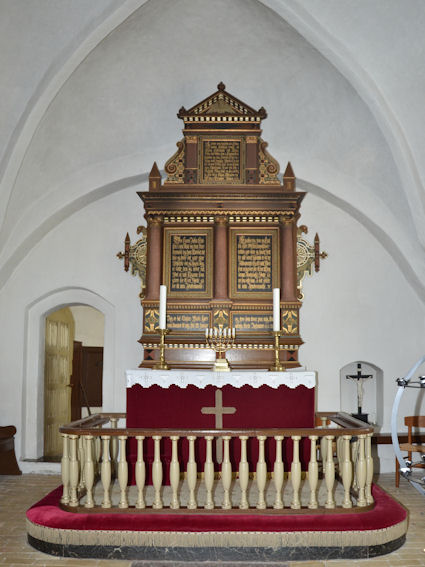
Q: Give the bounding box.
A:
[346,363,373,423]
[201,389,236,463]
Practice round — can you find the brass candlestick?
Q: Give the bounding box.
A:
[270,330,284,372]
[206,327,235,372]
[154,328,170,370]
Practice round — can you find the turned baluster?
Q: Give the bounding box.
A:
[61,434,70,505]
[239,436,249,510]
[152,436,163,509]
[94,435,101,476]
[320,416,328,465]
[135,436,146,509]
[336,436,343,473]
[204,436,214,509]
[78,435,85,490]
[187,436,197,509]
[256,436,267,509]
[101,435,111,508]
[110,417,118,477]
[325,435,335,509]
[341,435,353,508]
[69,435,79,506]
[118,436,128,508]
[84,435,95,508]
[291,436,301,509]
[365,433,374,504]
[169,436,180,509]
[221,436,232,509]
[308,435,319,509]
[351,439,359,490]
[273,435,284,509]
[356,434,367,507]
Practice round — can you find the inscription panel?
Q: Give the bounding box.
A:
[232,313,273,332]
[167,312,210,332]
[200,138,244,184]
[230,228,279,298]
[164,228,213,298]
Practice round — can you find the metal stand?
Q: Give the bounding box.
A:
[269,330,284,372]
[206,327,235,372]
[154,328,170,370]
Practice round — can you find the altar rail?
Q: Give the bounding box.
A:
[59,412,374,513]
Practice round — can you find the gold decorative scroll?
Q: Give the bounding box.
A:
[164,139,185,183]
[116,227,147,299]
[144,308,159,333]
[281,310,298,335]
[258,139,280,184]
[297,226,328,300]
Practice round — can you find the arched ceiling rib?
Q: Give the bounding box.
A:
[0,0,149,236]
[261,0,425,248]
[0,0,424,301]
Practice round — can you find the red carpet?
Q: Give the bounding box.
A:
[27,484,405,533]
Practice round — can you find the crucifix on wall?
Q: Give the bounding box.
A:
[346,363,373,423]
[201,389,236,463]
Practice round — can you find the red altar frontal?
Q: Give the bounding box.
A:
[126,369,315,483]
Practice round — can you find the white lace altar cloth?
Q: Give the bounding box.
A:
[126,369,316,390]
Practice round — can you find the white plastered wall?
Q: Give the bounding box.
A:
[1,0,425,473]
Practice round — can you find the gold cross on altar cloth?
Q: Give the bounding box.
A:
[201,389,236,463]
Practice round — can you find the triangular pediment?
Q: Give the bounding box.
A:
[178,82,266,120]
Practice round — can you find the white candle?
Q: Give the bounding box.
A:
[159,285,167,329]
[273,288,280,332]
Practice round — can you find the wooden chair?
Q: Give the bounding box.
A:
[395,415,425,487]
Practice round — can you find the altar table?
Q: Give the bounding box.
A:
[126,369,315,483]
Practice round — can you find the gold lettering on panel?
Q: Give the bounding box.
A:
[164,228,212,298]
[236,234,273,292]
[170,235,207,292]
[202,140,242,184]
[232,313,273,332]
[167,312,210,332]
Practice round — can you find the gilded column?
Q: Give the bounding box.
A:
[145,215,163,300]
[280,212,297,302]
[214,216,228,300]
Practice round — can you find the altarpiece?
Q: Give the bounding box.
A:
[137,82,307,370]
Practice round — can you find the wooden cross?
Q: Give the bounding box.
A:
[201,389,236,463]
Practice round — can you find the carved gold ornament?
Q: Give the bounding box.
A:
[164,139,185,183]
[296,226,327,300]
[117,226,147,299]
[258,139,280,185]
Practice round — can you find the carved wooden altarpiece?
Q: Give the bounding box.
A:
[138,83,306,370]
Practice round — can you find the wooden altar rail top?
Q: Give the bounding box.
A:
[59,412,373,438]
[59,411,374,514]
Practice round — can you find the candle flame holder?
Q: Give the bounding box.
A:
[270,330,284,372]
[206,327,235,372]
[154,328,170,370]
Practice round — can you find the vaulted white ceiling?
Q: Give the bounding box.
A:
[1,0,424,298]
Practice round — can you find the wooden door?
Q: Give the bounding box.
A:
[70,343,103,420]
[81,347,103,409]
[44,308,75,458]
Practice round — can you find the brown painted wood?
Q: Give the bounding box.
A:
[138,86,306,369]
[81,346,103,407]
[60,412,373,438]
[70,341,83,421]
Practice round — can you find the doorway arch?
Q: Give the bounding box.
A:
[22,287,115,460]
